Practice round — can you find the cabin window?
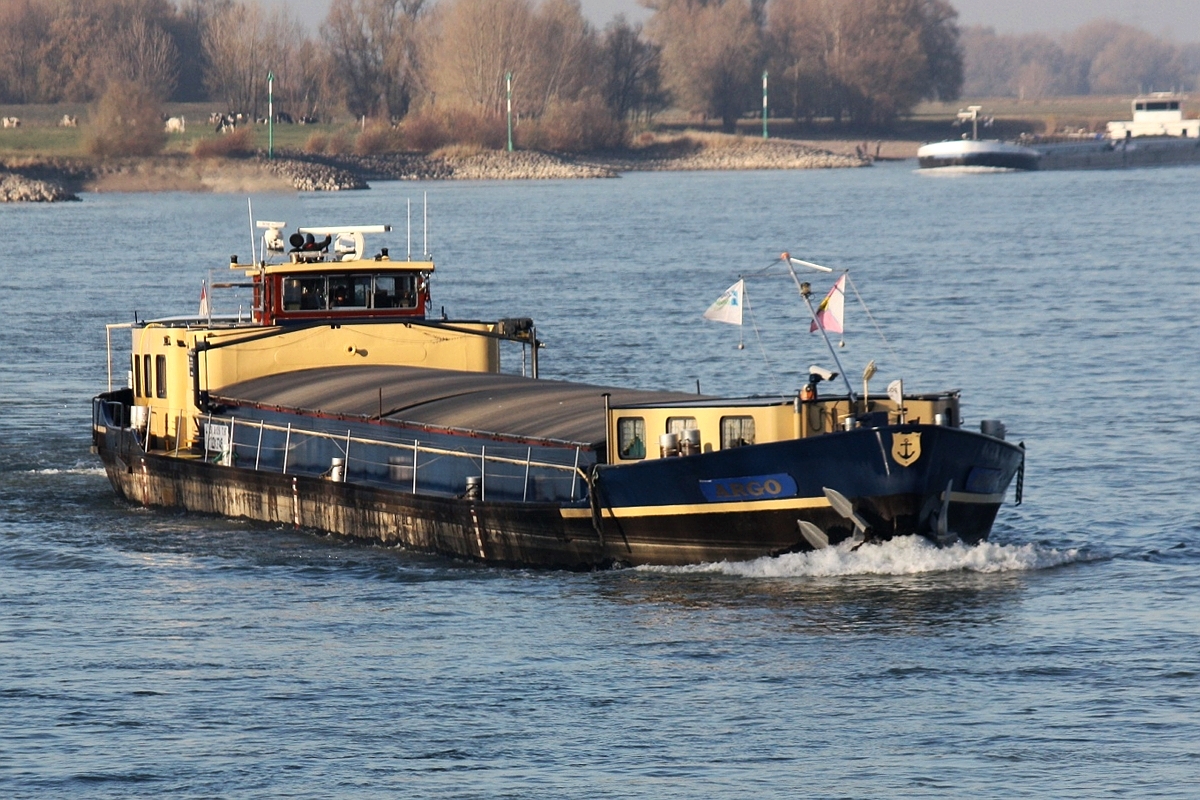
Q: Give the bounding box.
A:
[155,355,168,398]
[143,354,153,398]
[132,354,142,397]
[617,417,646,459]
[720,416,756,449]
[667,416,697,434]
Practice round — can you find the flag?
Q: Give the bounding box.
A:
[198,282,210,318]
[810,274,845,333]
[703,280,744,325]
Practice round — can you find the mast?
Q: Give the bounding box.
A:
[784,257,856,401]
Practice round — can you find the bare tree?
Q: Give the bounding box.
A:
[104,17,180,99]
[278,37,330,121]
[602,15,666,122]
[0,0,52,103]
[828,0,933,125]
[36,13,106,101]
[1065,20,1182,94]
[649,0,763,133]
[960,20,1186,99]
[917,0,962,102]
[324,0,426,119]
[423,0,538,116]
[766,0,962,126]
[767,0,838,122]
[202,1,262,113]
[524,0,599,115]
[203,0,298,118]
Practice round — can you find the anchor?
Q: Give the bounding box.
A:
[822,486,869,548]
[933,479,959,546]
[797,520,830,550]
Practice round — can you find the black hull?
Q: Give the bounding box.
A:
[918,153,1040,171]
[1033,138,1200,170]
[591,424,1022,560]
[94,400,1023,569]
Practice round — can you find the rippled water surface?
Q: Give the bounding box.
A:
[3,163,1200,797]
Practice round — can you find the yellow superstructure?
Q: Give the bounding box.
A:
[607,393,961,464]
[110,221,517,453]
[121,314,502,451]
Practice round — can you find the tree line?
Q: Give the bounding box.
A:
[0,0,966,148]
[963,20,1200,100]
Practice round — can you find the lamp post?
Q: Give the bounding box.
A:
[267,71,274,160]
[762,71,768,140]
[506,72,513,152]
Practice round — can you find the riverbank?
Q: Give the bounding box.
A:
[1,134,875,201]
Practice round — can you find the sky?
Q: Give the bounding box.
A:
[273,0,1200,42]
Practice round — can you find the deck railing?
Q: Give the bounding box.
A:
[94,398,587,504]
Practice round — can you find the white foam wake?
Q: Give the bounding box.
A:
[27,467,108,476]
[643,535,1085,578]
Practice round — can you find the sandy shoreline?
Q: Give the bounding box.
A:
[1,136,921,201]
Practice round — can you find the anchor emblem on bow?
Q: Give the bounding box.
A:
[891,432,922,467]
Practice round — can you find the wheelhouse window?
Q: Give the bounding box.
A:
[155,355,168,398]
[720,416,756,449]
[329,275,371,308]
[373,275,418,309]
[132,354,142,397]
[617,417,646,459]
[283,276,326,310]
[282,273,418,311]
[143,354,152,398]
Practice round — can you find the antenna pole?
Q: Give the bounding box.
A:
[407,198,412,260]
[787,261,856,401]
[247,198,256,265]
[423,191,428,258]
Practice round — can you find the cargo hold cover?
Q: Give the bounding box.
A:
[212,365,702,446]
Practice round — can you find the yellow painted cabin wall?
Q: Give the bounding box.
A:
[608,395,961,464]
[128,321,499,446]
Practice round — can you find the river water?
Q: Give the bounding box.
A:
[3,162,1199,797]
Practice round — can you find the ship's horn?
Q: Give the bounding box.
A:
[798,520,829,550]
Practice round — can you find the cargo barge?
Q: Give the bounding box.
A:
[918,94,1200,172]
[92,221,1026,568]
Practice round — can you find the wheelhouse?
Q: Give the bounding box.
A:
[246,224,433,325]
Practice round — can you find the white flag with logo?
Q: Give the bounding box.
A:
[198,281,210,318]
[703,280,744,326]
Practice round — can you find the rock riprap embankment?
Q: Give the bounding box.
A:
[0,170,78,201]
[0,136,866,201]
[292,149,617,181]
[297,140,860,180]
[589,137,866,171]
[259,156,368,191]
